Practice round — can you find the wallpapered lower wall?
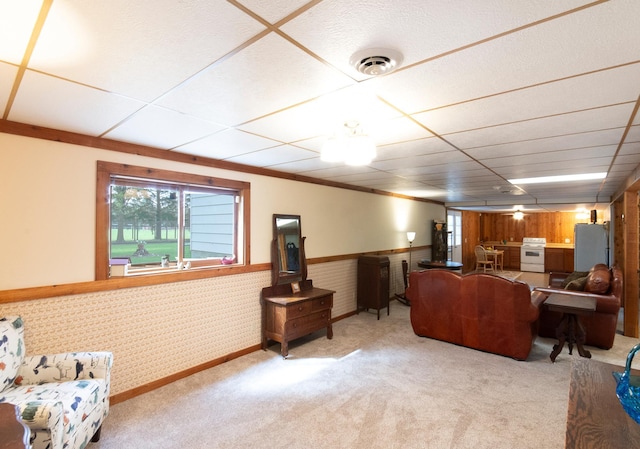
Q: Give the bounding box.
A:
[0,250,428,398]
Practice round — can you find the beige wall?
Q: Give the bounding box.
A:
[0,131,441,397]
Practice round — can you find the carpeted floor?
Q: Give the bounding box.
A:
[93,300,638,449]
[467,269,522,281]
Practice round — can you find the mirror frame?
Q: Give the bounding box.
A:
[271,214,307,286]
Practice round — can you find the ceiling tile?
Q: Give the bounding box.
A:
[0,62,18,113]
[0,1,42,64]
[281,0,592,81]
[103,105,226,150]
[446,103,635,150]
[9,70,146,136]
[464,129,625,160]
[412,63,640,135]
[174,128,282,159]
[373,1,640,114]
[28,0,266,101]
[234,0,312,24]
[158,32,355,127]
[224,144,319,166]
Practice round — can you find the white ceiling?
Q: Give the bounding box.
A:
[2,0,640,213]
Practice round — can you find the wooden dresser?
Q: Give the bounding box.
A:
[261,279,334,357]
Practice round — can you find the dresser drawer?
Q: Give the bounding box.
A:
[286,300,313,319]
[286,310,331,339]
[311,295,332,311]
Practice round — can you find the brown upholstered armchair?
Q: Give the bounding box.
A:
[533,264,622,349]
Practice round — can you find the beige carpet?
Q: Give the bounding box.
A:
[467,269,522,281]
[93,301,638,449]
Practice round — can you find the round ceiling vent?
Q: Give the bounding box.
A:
[350,48,403,76]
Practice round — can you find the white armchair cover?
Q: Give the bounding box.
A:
[0,316,112,449]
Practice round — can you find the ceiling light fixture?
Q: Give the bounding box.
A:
[508,172,606,185]
[321,121,376,166]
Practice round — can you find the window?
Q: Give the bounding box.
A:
[96,162,250,279]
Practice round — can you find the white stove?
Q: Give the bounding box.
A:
[521,237,546,273]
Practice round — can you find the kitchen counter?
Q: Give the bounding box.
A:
[481,241,575,272]
[483,241,574,249]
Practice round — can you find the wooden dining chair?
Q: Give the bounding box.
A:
[474,245,495,272]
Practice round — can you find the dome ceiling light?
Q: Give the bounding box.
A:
[350,48,403,76]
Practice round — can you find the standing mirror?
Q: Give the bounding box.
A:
[271,214,307,286]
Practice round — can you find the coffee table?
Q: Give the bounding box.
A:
[544,293,596,362]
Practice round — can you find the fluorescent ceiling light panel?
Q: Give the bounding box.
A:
[508,172,606,185]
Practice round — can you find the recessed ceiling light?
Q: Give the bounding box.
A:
[508,172,606,185]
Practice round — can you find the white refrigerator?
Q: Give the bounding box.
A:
[574,223,608,271]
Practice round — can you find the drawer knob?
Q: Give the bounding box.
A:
[298,306,303,311]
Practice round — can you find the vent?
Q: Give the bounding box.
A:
[350,48,403,76]
[494,185,525,195]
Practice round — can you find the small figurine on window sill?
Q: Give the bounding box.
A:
[221,255,235,265]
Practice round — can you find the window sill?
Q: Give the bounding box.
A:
[110,263,241,278]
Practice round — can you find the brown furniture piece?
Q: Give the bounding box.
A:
[534,264,622,349]
[493,245,522,270]
[394,259,410,306]
[263,214,335,357]
[431,220,448,262]
[407,270,546,360]
[544,247,575,273]
[566,358,640,448]
[261,280,334,357]
[357,255,390,319]
[0,403,30,449]
[544,293,596,362]
[417,260,463,270]
[484,248,504,271]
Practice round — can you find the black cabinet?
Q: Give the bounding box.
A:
[432,220,448,262]
[357,255,390,319]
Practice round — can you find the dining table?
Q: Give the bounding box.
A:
[484,248,504,271]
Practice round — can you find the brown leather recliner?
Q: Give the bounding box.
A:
[534,264,622,349]
[407,269,546,360]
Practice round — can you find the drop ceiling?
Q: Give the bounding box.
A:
[1,0,639,213]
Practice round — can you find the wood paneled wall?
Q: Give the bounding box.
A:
[621,191,639,338]
[479,212,586,244]
[461,210,481,274]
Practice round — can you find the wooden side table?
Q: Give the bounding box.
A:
[544,293,596,362]
[0,403,30,449]
[485,249,504,271]
[566,359,640,448]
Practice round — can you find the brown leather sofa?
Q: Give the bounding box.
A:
[407,270,546,360]
[534,264,622,349]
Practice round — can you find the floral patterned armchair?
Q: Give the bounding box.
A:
[0,316,113,449]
